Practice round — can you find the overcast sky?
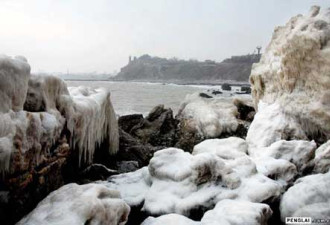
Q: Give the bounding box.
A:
[0,0,328,73]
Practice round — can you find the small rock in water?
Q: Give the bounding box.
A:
[199,93,213,98]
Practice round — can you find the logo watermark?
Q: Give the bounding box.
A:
[286,217,311,224]
[286,217,330,224]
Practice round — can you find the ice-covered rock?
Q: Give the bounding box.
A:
[192,137,248,159]
[104,138,282,218]
[249,6,330,142]
[176,93,239,138]
[176,93,254,151]
[0,56,119,223]
[246,102,307,148]
[17,183,130,225]
[280,172,330,221]
[141,200,272,225]
[201,200,272,225]
[313,140,330,173]
[0,55,30,113]
[249,139,316,173]
[69,85,119,164]
[142,214,199,225]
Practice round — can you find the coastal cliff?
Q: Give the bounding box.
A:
[115,54,261,83]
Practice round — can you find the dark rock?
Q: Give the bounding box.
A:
[175,118,203,152]
[146,104,167,121]
[233,98,255,122]
[79,164,118,182]
[211,90,222,95]
[199,93,213,98]
[121,105,179,148]
[118,114,144,133]
[116,161,139,173]
[116,129,158,167]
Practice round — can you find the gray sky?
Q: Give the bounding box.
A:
[0,0,328,73]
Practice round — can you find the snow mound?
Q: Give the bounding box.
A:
[280,172,330,221]
[17,183,130,225]
[249,6,330,140]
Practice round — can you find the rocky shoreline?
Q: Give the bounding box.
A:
[1,5,330,225]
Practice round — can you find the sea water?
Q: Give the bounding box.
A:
[66,81,239,116]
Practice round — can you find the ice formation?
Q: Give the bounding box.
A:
[280,172,330,221]
[69,86,119,164]
[176,93,250,138]
[0,55,119,175]
[17,183,130,225]
[249,6,330,140]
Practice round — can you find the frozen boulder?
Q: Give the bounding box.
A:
[249,6,330,143]
[246,102,307,148]
[176,93,253,151]
[201,200,272,225]
[192,137,248,159]
[17,183,130,225]
[176,93,239,138]
[249,140,316,173]
[141,200,273,225]
[104,139,282,217]
[142,214,199,225]
[280,172,330,221]
[0,57,119,224]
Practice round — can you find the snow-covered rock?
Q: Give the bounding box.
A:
[176,93,239,138]
[201,200,272,225]
[313,140,330,173]
[141,200,272,225]
[249,139,316,173]
[104,138,283,218]
[177,93,255,137]
[249,6,330,141]
[0,56,119,223]
[280,172,330,221]
[246,102,307,148]
[142,214,199,225]
[17,183,130,225]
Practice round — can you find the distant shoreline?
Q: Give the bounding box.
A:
[63,79,251,87]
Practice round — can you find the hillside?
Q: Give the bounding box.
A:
[114,54,261,83]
